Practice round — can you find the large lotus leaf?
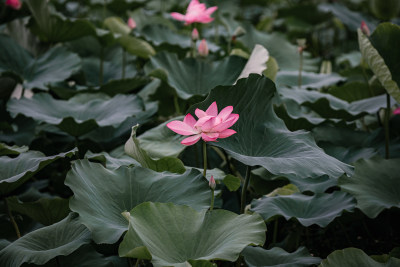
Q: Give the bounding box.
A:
[318,3,376,32]
[137,117,185,159]
[85,150,138,169]
[328,82,384,102]
[7,196,70,226]
[119,202,266,266]
[26,0,95,42]
[242,246,321,267]
[250,191,355,227]
[7,93,145,136]
[359,26,400,103]
[320,248,400,267]
[0,148,77,195]
[321,143,377,164]
[188,75,352,179]
[65,160,211,244]
[279,87,390,120]
[0,35,80,90]
[0,213,91,267]
[338,158,400,218]
[236,45,269,82]
[125,124,186,173]
[0,143,28,156]
[139,24,191,49]
[145,52,247,99]
[237,24,319,72]
[276,71,345,90]
[128,8,176,31]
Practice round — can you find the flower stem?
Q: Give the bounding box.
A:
[298,50,303,89]
[384,93,391,159]
[99,47,104,86]
[202,142,207,177]
[210,189,215,211]
[3,197,21,239]
[240,166,251,214]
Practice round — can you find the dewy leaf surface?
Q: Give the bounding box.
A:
[145,52,247,99]
[119,202,266,266]
[250,191,355,227]
[0,148,77,195]
[188,75,353,179]
[338,158,400,218]
[0,213,91,267]
[242,246,322,267]
[320,248,400,267]
[7,93,145,136]
[65,160,211,244]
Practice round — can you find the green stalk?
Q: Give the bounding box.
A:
[298,50,303,89]
[240,166,251,214]
[3,197,21,239]
[122,48,126,79]
[99,47,104,86]
[210,189,215,211]
[273,219,279,244]
[173,95,181,115]
[203,142,207,177]
[384,93,391,159]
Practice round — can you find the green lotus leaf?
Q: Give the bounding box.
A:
[250,191,355,227]
[237,24,319,72]
[145,52,247,99]
[0,213,91,267]
[188,75,352,179]
[127,8,176,31]
[320,248,400,267]
[242,246,321,267]
[125,124,186,173]
[139,24,191,49]
[26,0,96,42]
[328,81,384,102]
[7,93,145,136]
[85,150,138,169]
[359,24,400,103]
[7,196,70,226]
[0,143,28,156]
[321,143,377,164]
[65,160,211,244]
[338,158,400,218]
[0,148,77,196]
[0,34,80,90]
[236,45,269,82]
[279,87,390,120]
[137,116,185,159]
[276,71,345,90]
[119,202,266,266]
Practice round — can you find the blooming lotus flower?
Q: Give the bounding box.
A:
[5,0,22,10]
[167,102,239,146]
[171,0,218,25]
[127,17,136,30]
[394,107,400,115]
[198,39,209,57]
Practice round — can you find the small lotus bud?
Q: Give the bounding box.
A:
[5,0,22,10]
[127,17,136,30]
[296,38,307,53]
[192,28,199,41]
[198,39,209,57]
[209,175,216,190]
[394,107,400,115]
[233,26,246,38]
[360,21,370,36]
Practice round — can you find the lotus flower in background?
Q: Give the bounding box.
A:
[5,0,22,10]
[192,28,199,40]
[171,0,218,25]
[394,107,400,115]
[127,17,136,30]
[198,39,209,57]
[167,102,239,146]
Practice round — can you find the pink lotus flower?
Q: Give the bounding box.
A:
[5,0,22,10]
[394,107,400,115]
[171,0,218,25]
[167,102,239,146]
[127,17,136,30]
[198,39,209,57]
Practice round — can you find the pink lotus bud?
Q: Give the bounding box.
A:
[209,175,216,190]
[361,21,370,36]
[394,107,400,115]
[198,39,209,57]
[5,0,22,10]
[127,17,136,30]
[192,28,199,41]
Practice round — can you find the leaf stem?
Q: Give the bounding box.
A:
[210,189,215,211]
[298,50,303,89]
[122,48,126,79]
[99,47,104,86]
[202,142,207,177]
[3,197,21,239]
[273,218,279,244]
[240,166,251,214]
[384,93,390,159]
[173,95,181,115]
